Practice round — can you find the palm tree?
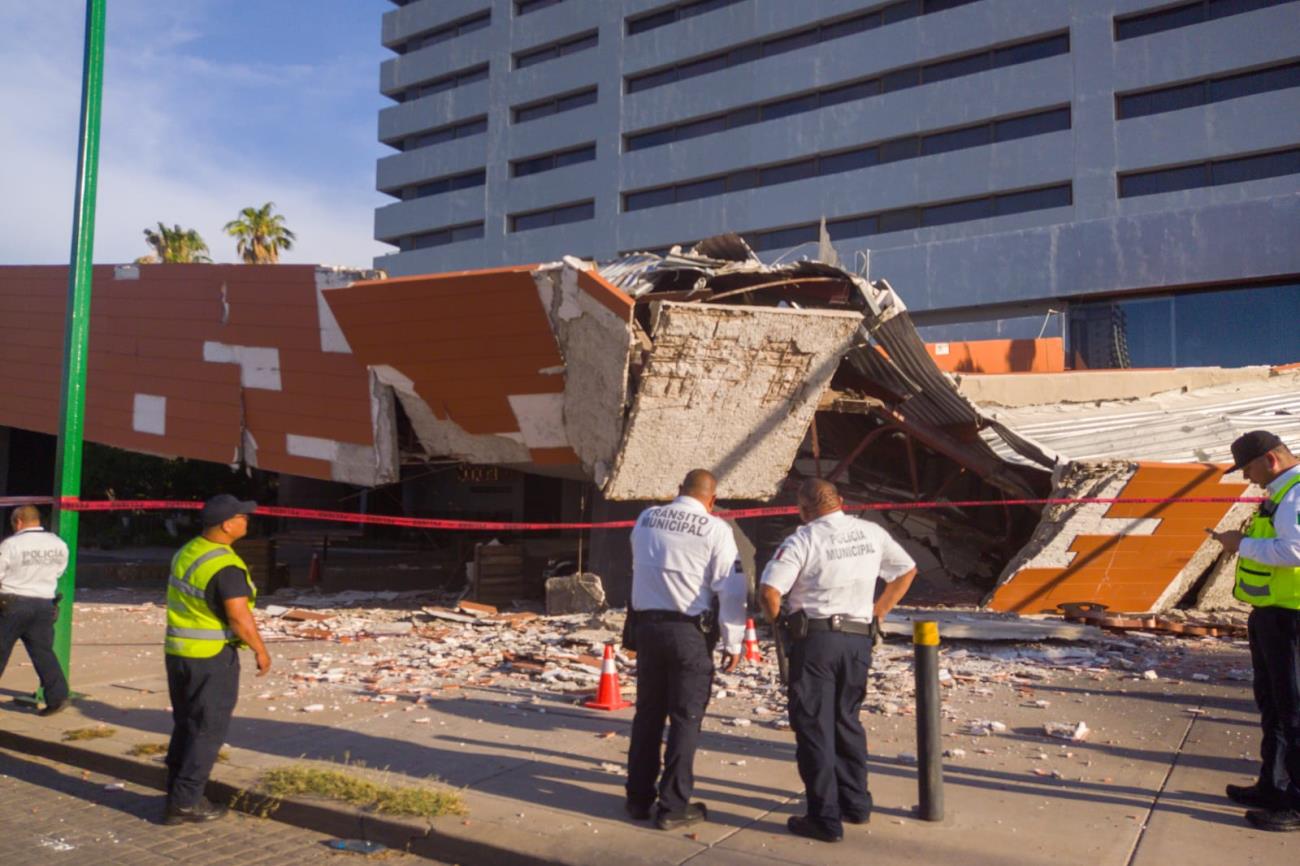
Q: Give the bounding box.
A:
[224,202,296,264]
[139,223,212,263]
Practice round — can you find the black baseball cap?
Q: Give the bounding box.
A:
[200,494,257,528]
[1229,430,1283,471]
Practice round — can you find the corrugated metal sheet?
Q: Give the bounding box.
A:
[980,372,1300,465]
[0,264,387,484]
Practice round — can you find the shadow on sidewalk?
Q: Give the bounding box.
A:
[0,748,164,824]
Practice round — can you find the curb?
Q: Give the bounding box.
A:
[0,727,569,866]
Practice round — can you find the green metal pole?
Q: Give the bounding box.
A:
[49,0,107,698]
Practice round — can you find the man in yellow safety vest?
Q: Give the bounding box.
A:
[162,494,271,825]
[1209,430,1300,832]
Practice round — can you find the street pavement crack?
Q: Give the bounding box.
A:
[676,794,797,865]
[1123,701,1201,866]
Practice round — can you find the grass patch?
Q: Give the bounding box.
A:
[127,742,228,762]
[126,742,167,757]
[258,764,465,819]
[62,725,116,742]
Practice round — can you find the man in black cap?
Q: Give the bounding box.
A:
[1209,431,1300,832]
[162,494,270,825]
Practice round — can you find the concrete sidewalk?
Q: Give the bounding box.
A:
[0,597,1290,865]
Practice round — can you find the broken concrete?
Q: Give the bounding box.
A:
[603,302,862,501]
[545,573,606,615]
[532,259,635,486]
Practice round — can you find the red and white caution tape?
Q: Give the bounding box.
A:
[0,494,1265,532]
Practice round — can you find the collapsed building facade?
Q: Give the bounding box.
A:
[1,247,1295,615]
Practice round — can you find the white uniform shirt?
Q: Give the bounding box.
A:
[1239,464,1300,567]
[760,511,915,621]
[0,527,70,599]
[631,495,746,653]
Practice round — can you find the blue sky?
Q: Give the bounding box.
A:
[0,1,392,267]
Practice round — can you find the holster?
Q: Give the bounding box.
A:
[782,609,809,641]
[621,609,639,652]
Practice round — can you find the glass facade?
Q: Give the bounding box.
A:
[1068,282,1300,368]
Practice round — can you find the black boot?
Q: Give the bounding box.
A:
[163,797,229,825]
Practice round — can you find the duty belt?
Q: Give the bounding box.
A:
[805,615,875,636]
[635,609,701,624]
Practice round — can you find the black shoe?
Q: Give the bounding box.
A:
[787,815,843,842]
[625,800,652,821]
[163,797,229,826]
[1245,807,1300,832]
[654,802,707,831]
[38,701,70,717]
[1227,783,1284,810]
[842,812,871,825]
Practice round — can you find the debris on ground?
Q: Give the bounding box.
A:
[69,588,1255,740]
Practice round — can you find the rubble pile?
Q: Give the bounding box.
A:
[73,589,1254,740]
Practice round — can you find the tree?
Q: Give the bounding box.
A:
[139,222,212,263]
[224,202,296,264]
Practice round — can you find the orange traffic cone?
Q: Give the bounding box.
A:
[742,618,763,663]
[585,643,632,711]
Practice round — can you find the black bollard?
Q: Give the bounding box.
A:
[913,620,944,821]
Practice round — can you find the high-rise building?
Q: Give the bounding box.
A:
[374,0,1300,367]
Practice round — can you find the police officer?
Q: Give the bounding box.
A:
[760,478,917,843]
[625,469,746,831]
[0,506,71,716]
[1209,430,1300,832]
[163,494,271,825]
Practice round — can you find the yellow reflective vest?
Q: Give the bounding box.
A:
[1234,474,1300,610]
[165,536,256,658]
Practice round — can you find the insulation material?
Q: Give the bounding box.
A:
[602,302,862,501]
[987,462,1251,614]
[0,264,394,485]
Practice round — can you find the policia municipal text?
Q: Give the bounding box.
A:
[163,494,271,825]
[1209,430,1300,833]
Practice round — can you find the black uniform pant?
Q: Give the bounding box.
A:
[787,630,873,834]
[626,621,714,815]
[1248,606,1300,808]
[0,594,69,707]
[165,646,240,808]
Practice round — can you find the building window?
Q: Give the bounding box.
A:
[627,0,982,38]
[1068,282,1300,369]
[517,0,566,14]
[511,143,596,177]
[392,11,490,56]
[1114,0,1296,41]
[735,183,1071,252]
[394,221,486,252]
[514,30,598,70]
[627,2,1002,92]
[512,87,597,123]
[624,30,1069,149]
[1116,59,1300,119]
[509,200,595,232]
[394,64,489,104]
[392,116,488,152]
[388,168,487,202]
[622,106,1070,211]
[1118,146,1300,197]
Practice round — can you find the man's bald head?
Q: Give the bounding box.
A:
[10,505,42,530]
[797,478,843,522]
[679,469,717,499]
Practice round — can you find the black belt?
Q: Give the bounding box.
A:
[635,609,700,624]
[805,615,875,636]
